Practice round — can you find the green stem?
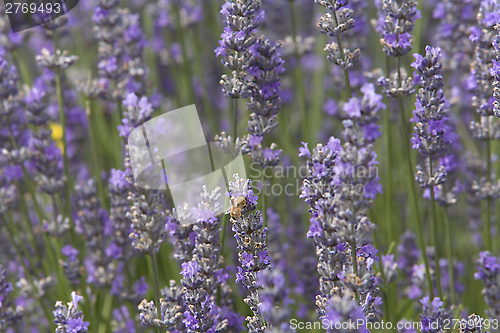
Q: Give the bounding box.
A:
[371,228,392,324]
[220,213,229,256]
[383,56,395,244]
[54,69,73,224]
[396,57,434,298]
[174,4,196,105]
[429,158,443,299]
[191,28,218,133]
[12,49,32,85]
[1,213,55,330]
[116,100,124,124]
[97,293,113,333]
[443,207,456,305]
[5,211,37,276]
[85,99,108,210]
[232,98,238,142]
[289,0,310,142]
[384,102,394,244]
[486,136,492,252]
[261,173,266,228]
[49,197,71,299]
[150,253,162,333]
[19,193,43,265]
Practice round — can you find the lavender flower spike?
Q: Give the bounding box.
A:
[378,0,421,57]
[216,0,263,99]
[475,251,500,319]
[180,260,227,333]
[492,24,500,118]
[53,291,90,333]
[316,0,361,69]
[0,265,24,330]
[411,46,453,189]
[419,296,453,333]
[226,174,272,332]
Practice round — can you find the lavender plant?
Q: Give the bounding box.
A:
[1,0,500,332]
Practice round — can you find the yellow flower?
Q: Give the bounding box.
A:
[49,122,64,154]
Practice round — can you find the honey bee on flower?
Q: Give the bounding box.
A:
[226,196,247,220]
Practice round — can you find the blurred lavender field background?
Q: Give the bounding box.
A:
[1,0,500,332]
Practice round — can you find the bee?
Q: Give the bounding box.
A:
[226,196,247,220]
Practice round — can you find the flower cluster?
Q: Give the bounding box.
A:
[316,0,361,69]
[93,0,148,100]
[137,298,182,329]
[180,260,227,333]
[300,82,384,321]
[377,0,421,57]
[190,185,242,331]
[227,174,272,332]
[53,292,90,333]
[419,296,453,333]
[127,190,168,255]
[475,251,500,318]
[0,265,24,331]
[244,38,285,168]
[257,268,295,333]
[216,0,263,99]
[493,23,500,118]
[410,46,456,191]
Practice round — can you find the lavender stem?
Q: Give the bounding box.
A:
[486,135,492,252]
[397,66,434,297]
[54,69,72,222]
[443,207,456,305]
[429,157,443,299]
[289,0,310,142]
[150,253,162,333]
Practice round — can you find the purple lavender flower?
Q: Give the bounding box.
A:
[137,298,182,329]
[475,251,500,318]
[0,56,29,214]
[244,38,285,168]
[377,0,421,57]
[431,0,478,72]
[179,260,227,332]
[0,265,24,330]
[397,231,420,284]
[257,268,295,332]
[74,179,115,287]
[118,93,154,138]
[492,25,500,118]
[321,291,366,333]
[93,0,148,101]
[24,83,66,197]
[469,0,500,138]
[127,190,168,255]
[226,174,272,331]
[112,305,136,333]
[419,296,452,333]
[53,291,90,333]
[411,46,455,191]
[316,0,361,69]
[216,0,263,99]
[300,83,384,320]
[61,245,81,285]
